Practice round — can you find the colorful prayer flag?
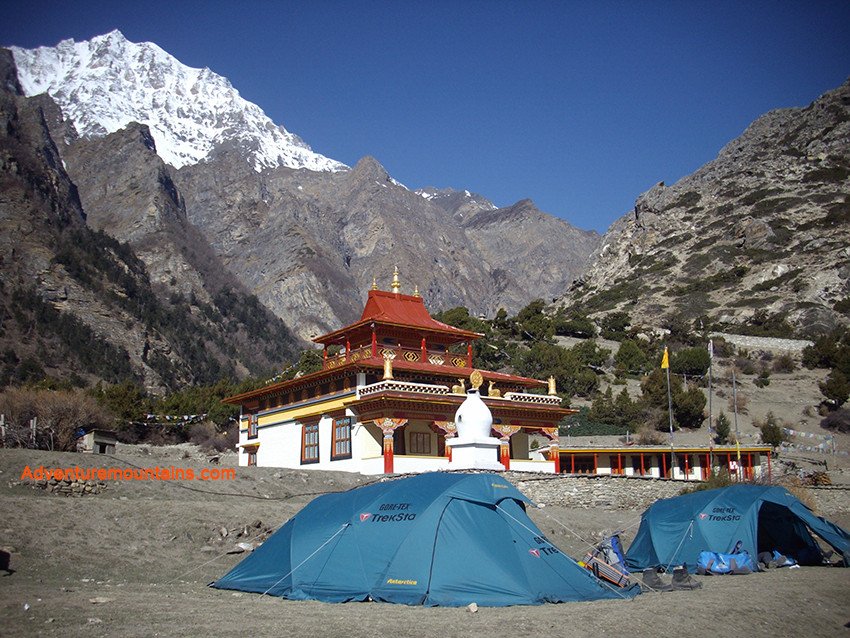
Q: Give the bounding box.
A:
[661,346,669,369]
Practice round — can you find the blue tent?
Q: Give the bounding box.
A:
[625,484,850,572]
[212,472,639,606]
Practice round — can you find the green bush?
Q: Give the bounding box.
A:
[714,412,731,444]
[599,311,631,340]
[671,347,711,377]
[756,412,788,448]
[820,370,850,408]
[614,339,649,375]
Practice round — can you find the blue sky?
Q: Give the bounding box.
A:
[4,1,849,233]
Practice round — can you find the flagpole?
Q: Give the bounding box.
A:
[732,368,741,481]
[662,345,675,479]
[708,339,714,471]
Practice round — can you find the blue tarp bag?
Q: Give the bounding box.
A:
[697,550,755,574]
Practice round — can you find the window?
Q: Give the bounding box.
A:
[248,415,258,439]
[332,417,352,460]
[247,450,257,466]
[409,432,431,455]
[302,422,319,464]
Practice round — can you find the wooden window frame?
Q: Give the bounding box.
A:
[409,431,431,456]
[248,414,258,439]
[247,450,257,466]
[332,417,352,460]
[301,421,319,464]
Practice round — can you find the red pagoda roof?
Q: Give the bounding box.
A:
[314,289,481,345]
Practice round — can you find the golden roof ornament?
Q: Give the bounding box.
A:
[391,266,401,294]
[371,277,378,291]
[413,284,420,298]
[470,369,484,391]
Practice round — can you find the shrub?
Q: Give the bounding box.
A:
[671,347,711,377]
[614,339,649,375]
[188,421,237,453]
[820,408,850,433]
[755,411,788,448]
[728,391,749,415]
[0,388,112,450]
[753,365,771,388]
[554,314,596,338]
[734,357,757,375]
[772,354,796,373]
[599,311,631,340]
[673,384,707,429]
[636,425,665,445]
[714,412,731,444]
[819,370,850,408]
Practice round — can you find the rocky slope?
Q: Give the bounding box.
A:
[559,79,850,337]
[0,50,299,391]
[174,155,598,339]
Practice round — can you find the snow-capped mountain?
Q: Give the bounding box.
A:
[10,30,346,172]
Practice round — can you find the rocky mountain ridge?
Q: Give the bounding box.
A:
[560,79,850,337]
[10,30,345,172]
[2,33,598,382]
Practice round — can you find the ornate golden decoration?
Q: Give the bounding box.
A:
[494,424,520,439]
[469,370,484,391]
[371,276,378,291]
[451,356,467,368]
[382,350,395,380]
[451,379,466,394]
[547,376,557,395]
[374,417,407,436]
[413,284,420,297]
[433,420,457,437]
[487,380,501,397]
[428,354,445,365]
[391,266,401,293]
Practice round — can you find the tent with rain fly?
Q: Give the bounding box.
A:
[625,484,850,572]
[212,472,639,606]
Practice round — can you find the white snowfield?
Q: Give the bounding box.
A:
[11,30,348,173]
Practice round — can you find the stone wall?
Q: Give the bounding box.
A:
[22,476,108,496]
[503,472,850,514]
[710,332,814,354]
[504,473,684,510]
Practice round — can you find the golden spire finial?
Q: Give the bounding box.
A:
[391,266,401,294]
[413,284,420,297]
[371,276,378,291]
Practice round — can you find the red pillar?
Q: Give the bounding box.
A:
[383,435,394,474]
[593,453,598,475]
[570,453,575,474]
[500,440,510,470]
[618,453,623,475]
[323,346,328,365]
[371,326,377,358]
[421,337,427,361]
[684,454,690,481]
[552,444,561,473]
[640,453,645,476]
[466,343,473,368]
[662,454,667,478]
[345,337,351,356]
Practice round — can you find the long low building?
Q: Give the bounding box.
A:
[558,444,775,481]
[225,273,571,475]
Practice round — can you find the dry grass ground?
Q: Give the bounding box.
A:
[1,446,848,638]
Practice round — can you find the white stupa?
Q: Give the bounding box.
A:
[446,370,505,471]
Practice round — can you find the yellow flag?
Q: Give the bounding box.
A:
[661,346,669,369]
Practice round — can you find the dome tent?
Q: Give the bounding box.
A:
[212,472,639,606]
[625,484,850,572]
